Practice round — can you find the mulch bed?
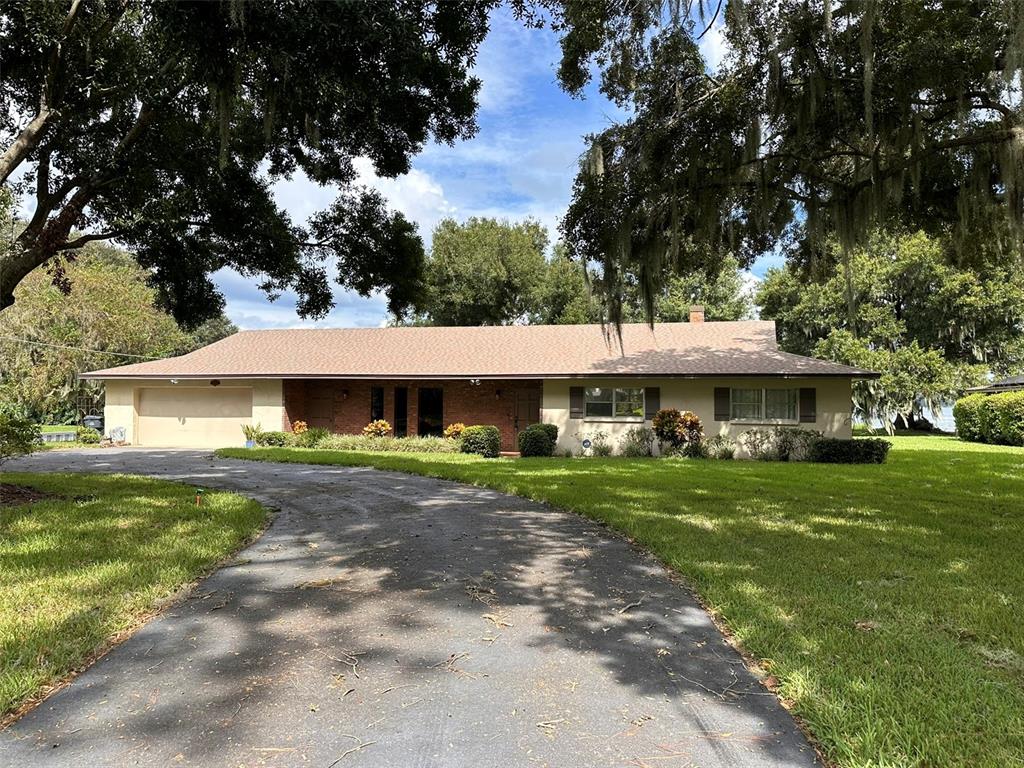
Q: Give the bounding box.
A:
[0,483,57,508]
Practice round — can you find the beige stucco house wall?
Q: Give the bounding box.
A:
[542,377,852,457]
[104,378,283,447]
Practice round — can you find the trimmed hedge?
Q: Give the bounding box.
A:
[954,390,1024,446]
[256,430,290,447]
[460,425,501,458]
[808,437,891,464]
[518,423,558,457]
[318,434,459,453]
[953,393,987,442]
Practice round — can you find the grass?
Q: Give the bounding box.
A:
[38,425,77,433]
[217,436,1024,768]
[0,473,266,721]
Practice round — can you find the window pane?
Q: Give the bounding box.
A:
[585,401,613,417]
[584,387,613,417]
[730,388,763,420]
[370,386,384,421]
[765,388,797,420]
[614,388,644,417]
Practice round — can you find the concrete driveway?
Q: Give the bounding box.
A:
[1,449,818,767]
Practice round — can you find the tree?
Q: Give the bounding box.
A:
[555,1,1024,323]
[403,218,552,326]
[757,230,1023,428]
[185,315,239,351]
[0,0,497,325]
[0,243,195,422]
[529,244,601,325]
[621,255,753,323]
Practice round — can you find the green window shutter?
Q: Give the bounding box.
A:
[714,387,730,421]
[799,387,817,423]
[644,387,660,419]
[569,386,585,419]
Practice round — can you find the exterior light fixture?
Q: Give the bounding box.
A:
[170,379,179,384]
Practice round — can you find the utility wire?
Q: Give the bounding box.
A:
[0,334,160,360]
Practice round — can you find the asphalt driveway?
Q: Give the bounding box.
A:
[1,449,818,767]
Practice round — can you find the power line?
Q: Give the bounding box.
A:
[0,334,161,360]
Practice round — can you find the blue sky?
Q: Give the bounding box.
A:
[219,7,766,329]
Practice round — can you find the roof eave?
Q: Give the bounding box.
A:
[81,370,880,381]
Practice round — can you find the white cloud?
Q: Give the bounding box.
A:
[698,18,730,73]
[352,157,456,243]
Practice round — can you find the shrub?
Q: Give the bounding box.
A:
[291,420,308,435]
[317,434,459,453]
[808,437,891,464]
[460,425,501,457]
[773,427,823,462]
[652,408,705,456]
[740,428,778,461]
[706,434,735,460]
[362,419,392,438]
[75,425,101,444]
[299,426,330,448]
[518,423,557,457]
[953,393,987,442]
[994,391,1024,446]
[574,429,612,456]
[0,411,40,464]
[444,422,466,440]
[954,391,1024,446]
[652,408,684,447]
[620,426,655,457]
[256,430,289,447]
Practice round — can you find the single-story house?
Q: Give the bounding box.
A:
[966,374,1024,395]
[83,308,877,455]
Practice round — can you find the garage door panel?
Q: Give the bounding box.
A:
[137,388,252,447]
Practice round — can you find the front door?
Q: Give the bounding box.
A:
[394,387,408,437]
[417,387,443,437]
[514,390,540,435]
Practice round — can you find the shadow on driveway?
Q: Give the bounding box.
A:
[1,449,818,767]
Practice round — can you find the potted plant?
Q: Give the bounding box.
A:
[241,423,262,448]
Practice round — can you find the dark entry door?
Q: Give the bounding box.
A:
[417,387,443,437]
[394,387,408,437]
[514,390,540,434]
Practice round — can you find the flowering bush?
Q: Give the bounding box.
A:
[362,419,392,438]
[292,420,308,435]
[443,422,466,440]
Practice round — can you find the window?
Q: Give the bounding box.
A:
[370,386,384,421]
[765,388,798,421]
[730,388,763,420]
[614,388,644,417]
[585,387,644,419]
[730,387,798,422]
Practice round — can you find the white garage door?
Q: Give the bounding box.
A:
[137,387,253,448]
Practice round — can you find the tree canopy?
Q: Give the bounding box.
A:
[556,0,1024,324]
[0,242,222,422]
[0,0,497,325]
[397,217,595,326]
[757,230,1024,428]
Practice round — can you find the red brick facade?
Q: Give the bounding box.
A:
[283,379,542,451]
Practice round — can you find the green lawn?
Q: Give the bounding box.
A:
[0,473,266,721]
[38,425,77,433]
[217,437,1024,768]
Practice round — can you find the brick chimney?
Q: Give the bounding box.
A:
[689,305,705,323]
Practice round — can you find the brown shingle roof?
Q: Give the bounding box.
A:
[82,321,877,380]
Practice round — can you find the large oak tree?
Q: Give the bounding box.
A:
[0,0,498,325]
[554,0,1024,324]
